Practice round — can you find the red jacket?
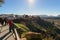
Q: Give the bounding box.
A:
[8,20,13,26]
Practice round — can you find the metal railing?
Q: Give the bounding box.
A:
[14,28,20,40]
[13,24,20,40]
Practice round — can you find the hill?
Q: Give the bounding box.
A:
[13,15,60,40]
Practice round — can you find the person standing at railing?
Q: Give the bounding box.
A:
[8,19,14,32]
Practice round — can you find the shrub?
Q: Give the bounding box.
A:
[22,32,43,40]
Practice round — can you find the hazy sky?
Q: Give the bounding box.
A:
[0,0,60,16]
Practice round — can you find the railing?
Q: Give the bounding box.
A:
[14,28,20,40]
[13,24,20,40]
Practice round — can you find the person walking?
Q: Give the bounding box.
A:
[0,24,2,33]
[0,18,4,26]
[4,18,7,26]
[8,19,14,32]
[0,18,3,33]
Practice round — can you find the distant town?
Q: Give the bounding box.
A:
[0,14,60,20]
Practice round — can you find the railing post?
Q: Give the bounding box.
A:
[14,28,20,40]
[13,23,20,40]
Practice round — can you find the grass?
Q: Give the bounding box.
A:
[14,23,30,32]
[31,21,47,32]
[14,23,54,40]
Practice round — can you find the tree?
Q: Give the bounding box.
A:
[0,0,4,3]
[0,0,4,6]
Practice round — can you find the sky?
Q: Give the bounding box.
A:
[0,0,60,16]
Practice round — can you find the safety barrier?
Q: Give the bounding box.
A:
[13,24,20,40]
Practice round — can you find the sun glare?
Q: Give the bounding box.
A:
[28,0,35,6]
[29,0,34,3]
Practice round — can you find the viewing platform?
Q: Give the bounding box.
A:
[0,25,15,40]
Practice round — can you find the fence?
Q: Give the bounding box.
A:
[13,24,20,40]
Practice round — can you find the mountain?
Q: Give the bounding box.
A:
[13,15,60,40]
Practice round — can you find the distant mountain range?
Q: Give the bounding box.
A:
[38,15,60,19]
[0,14,60,18]
[39,15,60,17]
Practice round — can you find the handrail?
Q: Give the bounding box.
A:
[14,28,20,40]
[13,24,20,40]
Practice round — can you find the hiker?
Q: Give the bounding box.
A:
[0,18,3,26]
[8,19,14,32]
[0,18,4,26]
[0,18,3,33]
[4,18,7,26]
[1,20,4,26]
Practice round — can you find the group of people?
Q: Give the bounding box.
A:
[0,17,7,26]
[0,17,14,33]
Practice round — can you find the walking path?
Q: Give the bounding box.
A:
[0,25,15,40]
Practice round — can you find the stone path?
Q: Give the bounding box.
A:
[0,25,15,40]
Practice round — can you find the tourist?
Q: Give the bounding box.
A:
[8,19,14,32]
[4,18,7,26]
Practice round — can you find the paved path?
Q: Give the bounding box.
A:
[0,25,15,40]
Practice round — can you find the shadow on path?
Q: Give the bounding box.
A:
[0,32,12,40]
[1,29,8,33]
[5,32,13,40]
